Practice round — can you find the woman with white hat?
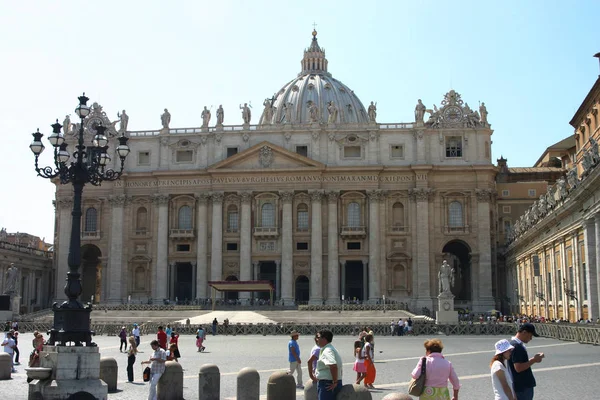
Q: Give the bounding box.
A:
[490,339,516,400]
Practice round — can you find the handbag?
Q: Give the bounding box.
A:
[408,357,427,396]
[143,366,151,382]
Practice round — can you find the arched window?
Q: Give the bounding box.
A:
[178,205,192,229]
[347,202,360,227]
[136,207,147,230]
[392,202,405,227]
[227,205,239,232]
[261,203,275,227]
[448,201,463,227]
[84,207,97,232]
[297,203,309,231]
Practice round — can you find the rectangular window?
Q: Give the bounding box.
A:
[347,242,361,250]
[176,150,193,163]
[176,244,190,252]
[226,242,238,251]
[445,136,462,158]
[501,190,510,197]
[390,144,404,159]
[228,211,239,232]
[503,220,511,233]
[502,206,511,213]
[138,151,150,165]
[297,210,309,230]
[296,242,308,251]
[344,146,361,158]
[528,189,536,197]
[226,147,238,158]
[296,145,308,157]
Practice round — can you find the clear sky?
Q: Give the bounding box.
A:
[1,0,598,243]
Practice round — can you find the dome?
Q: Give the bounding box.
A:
[259,30,369,125]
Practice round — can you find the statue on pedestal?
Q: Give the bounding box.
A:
[327,101,338,123]
[415,99,426,124]
[161,108,171,129]
[438,260,455,294]
[201,106,211,128]
[368,101,377,122]
[216,105,224,126]
[3,263,19,295]
[117,110,129,133]
[240,103,251,124]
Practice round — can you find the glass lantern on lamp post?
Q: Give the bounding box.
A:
[30,93,130,346]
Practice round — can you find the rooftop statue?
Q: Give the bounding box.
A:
[63,115,71,135]
[308,101,319,122]
[201,106,211,128]
[117,110,129,133]
[240,103,251,124]
[283,102,293,124]
[327,101,338,123]
[415,99,426,124]
[566,167,579,190]
[479,102,488,126]
[216,105,224,126]
[368,101,377,122]
[161,108,171,129]
[556,177,568,199]
[261,99,274,125]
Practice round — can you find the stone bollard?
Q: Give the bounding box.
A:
[303,379,317,400]
[157,361,183,400]
[266,371,296,400]
[382,394,412,400]
[0,353,12,380]
[336,383,372,400]
[99,357,118,393]
[198,364,220,400]
[237,367,260,400]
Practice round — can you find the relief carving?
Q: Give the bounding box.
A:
[279,191,294,203]
[475,189,493,203]
[408,188,434,202]
[210,192,224,203]
[152,194,170,205]
[195,193,210,204]
[309,190,324,202]
[240,191,253,204]
[326,191,340,203]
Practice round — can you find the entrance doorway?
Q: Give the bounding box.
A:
[174,262,193,302]
[442,240,471,300]
[81,245,101,303]
[224,276,239,301]
[295,276,309,303]
[258,261,276,300]
[344,261,365,302]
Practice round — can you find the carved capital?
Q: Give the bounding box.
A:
[311,131,320,141]
[326,191,340,203]
[279,191,294,203]
[240,191,254,204]
[210,192,224,203]
[475,189,493,203]
[108,194,127,207]
[309,190,324,203]
[56,198,74,209]
[369,131,379,142]
[408,188,434,202]
[152,194,170,205]
[367,190,383,202]
[195,193,210,205]
[160,137,169,146]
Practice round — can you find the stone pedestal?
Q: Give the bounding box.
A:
[436,292,458,324]
[11,296,20,317]
[28,345,107,400]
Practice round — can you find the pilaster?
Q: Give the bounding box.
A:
[153,194,169,300]
[367,190,381,303]
[240,191,253,299]
[280,191,294,304]
[108,195,127,303]
[326,191,340,304]
[195,193,209,299]
[210,192,224,293]
[309,190,323,304]
[586,216,600,319]
[474,189,495,311]
[409,188,434,309]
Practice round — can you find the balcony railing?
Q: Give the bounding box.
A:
[169,229,195,238]
[340,225,367,238]
[390,225,407,233]
[0,241,52,258]
[81,231,101,240]
[444,225,469,234]
[253,227,279,238]
[135,229,150,237]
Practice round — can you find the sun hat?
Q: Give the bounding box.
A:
[494,339,514,355]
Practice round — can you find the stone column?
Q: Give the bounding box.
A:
[326,191,340,304]
[475,189,495,311]
[108,195,126,303]
[55,198,73,301]
[240,192,253,300]
[196,193,209,300]
[280,191,294,304]
[587,216,600,319]
[309,190,324,304]
[367,190,381,303]
[154,194,169,300]
[409,188,432,309]
[210,192,224,288]
[340,261,346,300]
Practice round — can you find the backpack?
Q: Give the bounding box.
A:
[143,366,151,382]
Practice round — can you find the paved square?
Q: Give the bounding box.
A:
[3,332,600,399]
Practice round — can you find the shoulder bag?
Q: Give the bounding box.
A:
[408,357,427,396]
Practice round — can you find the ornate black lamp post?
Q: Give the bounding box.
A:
[30,93,130,346]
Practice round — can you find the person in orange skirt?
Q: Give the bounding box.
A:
[363,334,376,389]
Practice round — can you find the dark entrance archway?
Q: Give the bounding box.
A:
[295,275,309,303]
[224,275,239,301]
[442,240,471,300]
[174,262,193,302]
[81,244,101,303]
[258,261,277,300]
[344,261,365,302]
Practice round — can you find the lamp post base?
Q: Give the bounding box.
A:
[47,304,96,347]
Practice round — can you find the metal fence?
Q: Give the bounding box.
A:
[533,323,600,345]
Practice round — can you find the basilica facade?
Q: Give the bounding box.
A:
[53,31,497,312]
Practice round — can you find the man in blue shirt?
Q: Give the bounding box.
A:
[288,330,303,388]
[508,323,545,400]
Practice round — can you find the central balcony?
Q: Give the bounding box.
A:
[169,229,195,239]
[253,226,279,238]
[340,225,366,239]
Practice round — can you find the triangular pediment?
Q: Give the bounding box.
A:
[208,141,324,172]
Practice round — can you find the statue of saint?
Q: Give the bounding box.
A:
[308,102,319,122]
[438,260,455,294]
[3,263,19,295]
[284,102,293,123]
[63,115,71,135]
[201,106,211,128]
[117,110,129,133]
[327,101,338,124]
[415,99,426,123]
[216,105,224,126]
[368,101,377,122]
[261,99,274,125]
[479,102,488,125]
[161,108,171,129]
[240,103,251,124]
